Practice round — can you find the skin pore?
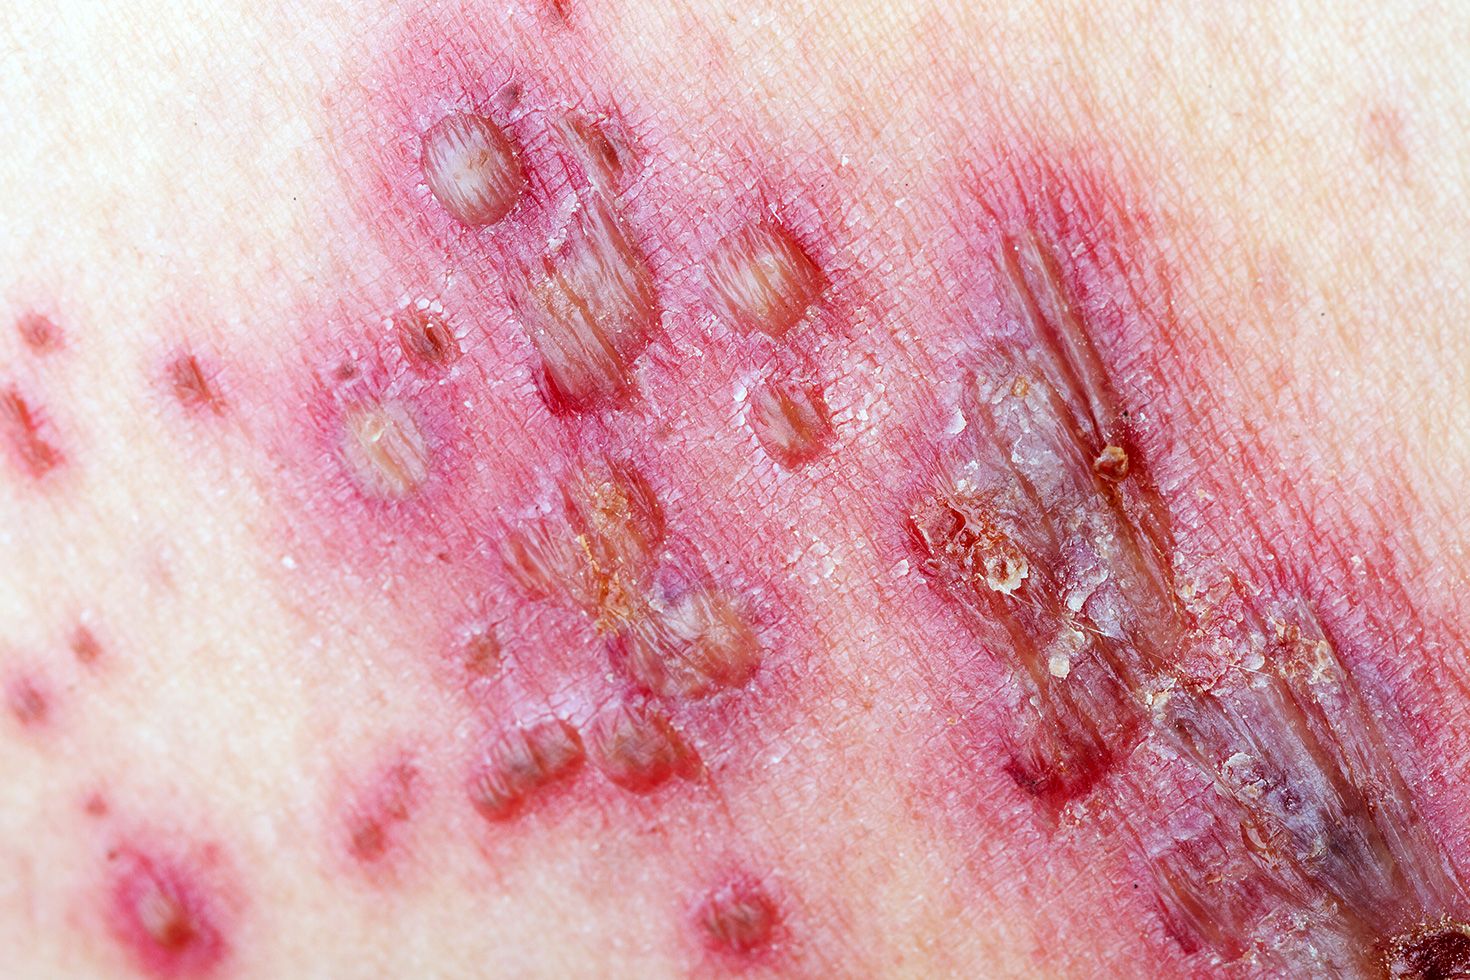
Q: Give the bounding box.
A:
[3,1,1470,976]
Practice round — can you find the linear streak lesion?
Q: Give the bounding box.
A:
[911,231,1467,974]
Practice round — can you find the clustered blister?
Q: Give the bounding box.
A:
[909,232,1469,976]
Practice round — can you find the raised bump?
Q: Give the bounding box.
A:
[166,354,225,415]
[748,378,834,468]
[342,400,430,498]
[613,589,761,699]
[106,847,227,978]
[697,878,778,956]
[344,761,419,864]
[584,701,697,792]
[5,674,48,726]
[72,625,103,666]
[705,223,826,340]
[16,312,62,353]
[558,112,633,192]
[394,307,459,371]
[467,719,585,822]
[420,112,524,227]
[513,203,659,413]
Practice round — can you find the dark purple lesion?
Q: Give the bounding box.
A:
[915,228,1470,969]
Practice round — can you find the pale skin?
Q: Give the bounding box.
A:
[2,2,1469,978]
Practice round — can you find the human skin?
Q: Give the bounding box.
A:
[2,0,1469,977]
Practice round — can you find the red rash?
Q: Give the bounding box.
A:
[0,386,63,478]
[5,673,49,727]
[16,312,63,353]
[344,761,421,865]
[106,847,229,978]
[0,5,1454,978]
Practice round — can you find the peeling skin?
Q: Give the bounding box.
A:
[6,3,1468,978]
[910,223,1468,973]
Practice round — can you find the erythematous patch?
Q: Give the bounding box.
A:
[906,213,1470,973]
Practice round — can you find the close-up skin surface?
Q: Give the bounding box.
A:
[2,0,1469,976]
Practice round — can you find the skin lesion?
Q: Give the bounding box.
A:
[1,2,1466,978]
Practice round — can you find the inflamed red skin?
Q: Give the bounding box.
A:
[2,0,1469,977]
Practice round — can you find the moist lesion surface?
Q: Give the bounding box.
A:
[910,230,1470,976]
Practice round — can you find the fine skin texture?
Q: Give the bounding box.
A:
[2,1,1470,978]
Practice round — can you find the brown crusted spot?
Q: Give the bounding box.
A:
[513,203,659,414]
[468,719,585,821]
[460,628,502,678]
[6,675,48,726]
[908,489,1029,597]
[749,378,834,468]
[1093,444,1129,481]
[72,625,103,666]
[0,386,63,478]
[420,112,524,227]
[563,458,665,623]
[706,222,826,340]
[1385,920,1470,979]
[16,313,62,353]
[343,400,430,498]
[395,308,459,370]
[698,878,779,955]
[167,355,225,414]
[613,589,761,699]
[584,701,697,792]
[503,458,665,626]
